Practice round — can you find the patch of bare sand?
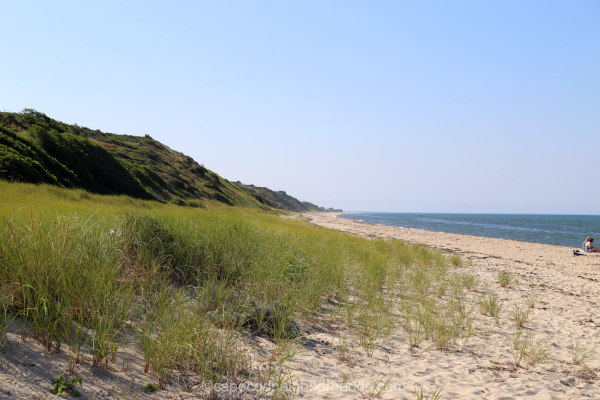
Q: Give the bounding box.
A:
[0,322,234,400]
[285,212,600,399]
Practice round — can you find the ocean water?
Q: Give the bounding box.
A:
[337,213,600,248]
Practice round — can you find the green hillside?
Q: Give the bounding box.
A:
[0,109,339,211]
[235,183,341,212]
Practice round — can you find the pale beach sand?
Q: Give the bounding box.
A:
[286,212,600,399]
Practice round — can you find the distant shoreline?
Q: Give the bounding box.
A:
[323,211,548,245]
[303,212,600,271]
[325,212,598,248]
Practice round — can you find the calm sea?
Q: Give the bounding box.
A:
[337,213,600,248]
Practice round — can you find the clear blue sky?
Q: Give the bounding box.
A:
[2,1,599,213]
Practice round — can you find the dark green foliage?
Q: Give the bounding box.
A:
[0,142,56,184]
[129,163,170,198]
[49,374,82,396]
[0,110,152,198]
[241,297,300,339]
[170,197,204,208]
[84,130,253,205]
[236,183,342,212]
[204,295,300,340]
[0,125,76,186]
[281,250,309,283]
[26,126,152,198]
[142,384,159,394]
[0,109,339,211]
[122,214,178,279]
[1,109,66,134]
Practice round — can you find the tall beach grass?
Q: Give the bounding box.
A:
[0,181,472,390]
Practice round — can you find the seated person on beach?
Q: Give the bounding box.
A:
[584,237,600,252]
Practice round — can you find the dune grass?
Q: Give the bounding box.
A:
[0,181,474,391]
[570,337,595,366]
[478,292,502,320]
[498,271,513,288]
[513,329,548,369]
[511,305,531,329]
[0,287,10,350]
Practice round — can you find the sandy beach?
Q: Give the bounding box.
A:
[304,212,600,282]
[1,212,599,399]
[286,212,599,399]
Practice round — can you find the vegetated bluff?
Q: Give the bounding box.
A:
[0,109,341,212]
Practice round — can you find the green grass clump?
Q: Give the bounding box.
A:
[399,268,477,352]
[498,271,513,288]
[0,289,11,350]
[49,374,82,397]
[415,386,443,400]
[478,292,502,319]
[570,337,595,366]
[513,330,548,368]
[137,286,247,389]
[460,273,478,291]
[511,305,530,328]
[448,254,463,268]
[526,292,539,309]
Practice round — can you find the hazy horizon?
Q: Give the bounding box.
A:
[3,1,599,214]
[342,211,600,216]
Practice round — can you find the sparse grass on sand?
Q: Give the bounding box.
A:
[478,291,502,320]
[498,271,513,287]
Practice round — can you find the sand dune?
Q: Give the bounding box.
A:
[1,212,598,399]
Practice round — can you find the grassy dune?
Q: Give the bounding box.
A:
[0,181,474,395]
